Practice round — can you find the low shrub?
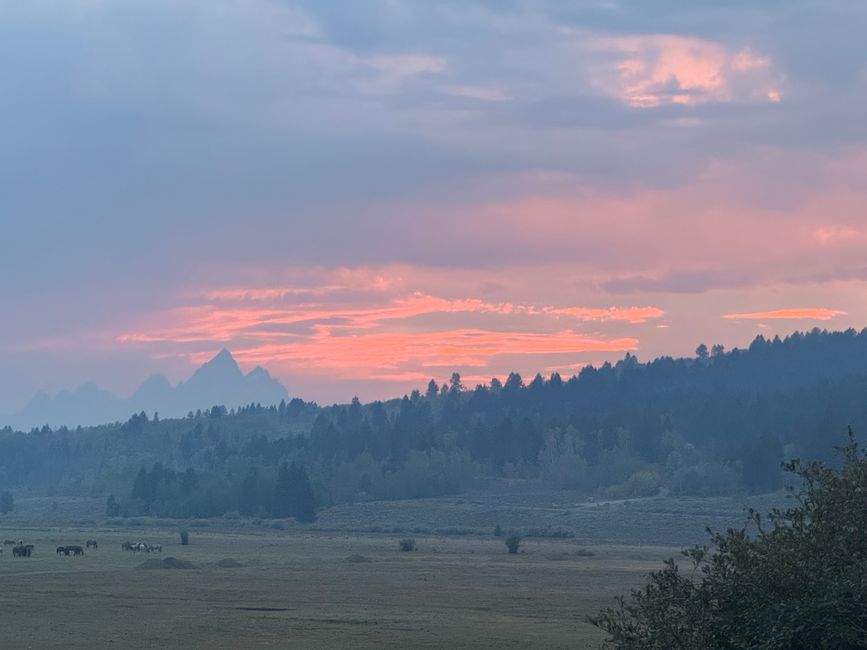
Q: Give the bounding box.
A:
[399,538,416,552]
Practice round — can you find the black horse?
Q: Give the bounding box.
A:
[86,539,98,549]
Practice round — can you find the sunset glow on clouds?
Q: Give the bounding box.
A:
[2,0,867,409]
[722,309,848,321]
[592,35,782,108]
[115,280,654,384]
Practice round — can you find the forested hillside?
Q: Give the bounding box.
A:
[3,328,867,520]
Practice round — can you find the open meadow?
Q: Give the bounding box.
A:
[0,488,780,648]
[0,525,677,649]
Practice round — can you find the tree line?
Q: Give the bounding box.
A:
[110,460,316,522]
[3,327,867,514]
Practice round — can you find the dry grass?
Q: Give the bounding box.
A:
[0,526,674,649]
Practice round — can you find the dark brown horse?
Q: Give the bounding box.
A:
[67,545,84,556]
[86,539,98,549]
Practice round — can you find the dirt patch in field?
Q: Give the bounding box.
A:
[138,557,197,570]
[216,558,243,568]
[345,554,371,563]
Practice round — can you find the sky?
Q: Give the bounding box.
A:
[2,0,867,411]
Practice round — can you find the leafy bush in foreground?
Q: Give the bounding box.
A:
[591,430,867,648]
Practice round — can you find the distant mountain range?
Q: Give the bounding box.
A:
[2,349,289,430]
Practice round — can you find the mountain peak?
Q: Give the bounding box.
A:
[187,348,243,387]
[212,348,237,364]
[246,365,271,379]
[6,348,288,429]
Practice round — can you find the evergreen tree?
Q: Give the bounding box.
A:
[105,494,121,517]
[287,462,316,523]
[272,463,292,518]
[239,467,259,516]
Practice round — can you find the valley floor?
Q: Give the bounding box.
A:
[0,527,672,649]
[0,489,783,648]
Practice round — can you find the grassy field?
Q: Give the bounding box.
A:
[0,488,781,647]
[0,526,675,649]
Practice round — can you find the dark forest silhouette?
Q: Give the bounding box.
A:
[3,328,867,519]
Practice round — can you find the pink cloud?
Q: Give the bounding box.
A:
[544,306,665,323]
[179,329,638,383]
[591,35,781,108]
[722,308,847,321]
[116,280,654,385]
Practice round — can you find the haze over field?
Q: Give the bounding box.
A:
[3,1,867,413]
[4,3,867,648]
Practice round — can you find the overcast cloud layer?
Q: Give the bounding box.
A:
[2,0,867,412]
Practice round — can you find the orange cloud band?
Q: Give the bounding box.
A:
[722,308,847,321]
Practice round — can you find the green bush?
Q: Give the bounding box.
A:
[504,532,521,554]
[592,430,867,648]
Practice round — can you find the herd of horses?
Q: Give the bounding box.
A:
[121,541,162,553]
[1,537,160,557]
[3,540,35,557]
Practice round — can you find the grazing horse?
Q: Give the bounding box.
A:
[67,545,84,556]
[86,539,98,549]
[57,546,70,556]
[13,544,32,558]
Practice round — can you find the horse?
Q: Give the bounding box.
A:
[67,545,84,556]
[150,544,162,553]
[13,544,32,558]
[3,539,16,546]
[56,546,70,556]
[86,539,98,549]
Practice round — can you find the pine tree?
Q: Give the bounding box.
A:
[272,463,291,518]
[287,462,316,523]
[239,467,259,516]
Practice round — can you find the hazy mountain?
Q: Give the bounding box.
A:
[3,349,289,430]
